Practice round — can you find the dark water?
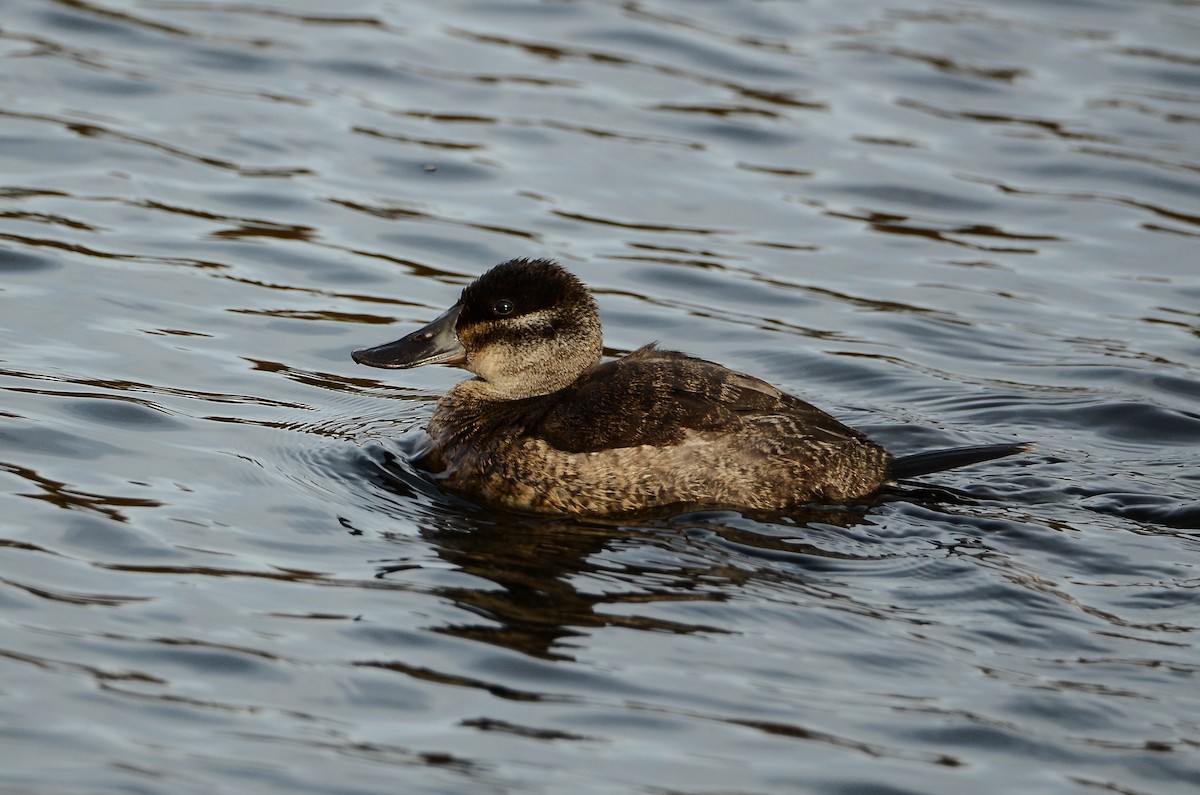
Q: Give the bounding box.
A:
[2,0,1199,792]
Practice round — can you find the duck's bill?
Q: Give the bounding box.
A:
[352,304,466,369]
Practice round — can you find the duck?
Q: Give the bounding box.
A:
[352,258,1030,514]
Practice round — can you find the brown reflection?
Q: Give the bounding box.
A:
[0,228,227,270]
[963,174,1200,230]
[0,575,149,607]
[852,136,920,148]
[721,715,961,766]
[1113,46,1200,67]
[653,103,782,118]
[1090,97,1200,126]
[136,200,334,244]
[99,563,328,582]
[350,99,704,149]
[0,209,100,231]
[330,198,541,242]
[897,98,1116,142]
[0,109,309,177]
[228,308,391,323]
[352,126,484,151]
[144,2,399,32]
[622,2,792,54]
[411,510,890,660]
[143,328,213,338]
[825,208,1058,253]
[51,0,192,37]
[459,717,596,742]
[0,188,68,200]
[392,62,579,88]
[448,28,826,111]
[356,659,549,701]
[244,356,403,397]
[736,162,814,177]
[0,645,164,683]
[841,43,1028,82]
[385,515,732,660]
[0,365,306,409]
[210,222,315,241]
[1,460,161,523]
[537,118,702,149]
[694,510,885,563]
[550,210,727,235]
[367,451,883,661]
[0,230,124,260]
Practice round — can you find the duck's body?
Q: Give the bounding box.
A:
[353,258,1027,514]
[420,344,892,513]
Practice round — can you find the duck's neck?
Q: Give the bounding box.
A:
[446,368,579,405]
[430,377,564,451]
[463,335,602,400]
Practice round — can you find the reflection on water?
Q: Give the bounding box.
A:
[2,0,1200,793]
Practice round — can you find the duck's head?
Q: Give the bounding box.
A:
[352,258,603,400]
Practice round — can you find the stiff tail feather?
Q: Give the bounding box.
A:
[888,442,1034,481]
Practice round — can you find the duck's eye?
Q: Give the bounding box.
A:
[492,299,515,317]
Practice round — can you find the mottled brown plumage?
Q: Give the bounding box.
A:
[352,258,1027,514]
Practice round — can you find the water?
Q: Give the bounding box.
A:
[2,0,1198,792]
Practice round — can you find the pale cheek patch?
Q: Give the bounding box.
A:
[458,305,602,399]
[509,309,555,337]
[467,310,563,374]
[465,346,508,380]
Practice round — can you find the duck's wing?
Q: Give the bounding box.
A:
[532,345,867,453]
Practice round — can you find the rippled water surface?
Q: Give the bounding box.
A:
[2,0,1199,793]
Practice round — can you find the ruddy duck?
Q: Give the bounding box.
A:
[353,258,1029,514]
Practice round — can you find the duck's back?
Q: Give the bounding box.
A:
[426,345,893,513]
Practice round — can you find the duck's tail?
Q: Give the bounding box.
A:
[888,442,1034,481]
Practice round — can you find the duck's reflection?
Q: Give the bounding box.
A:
[364,444,885,660]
